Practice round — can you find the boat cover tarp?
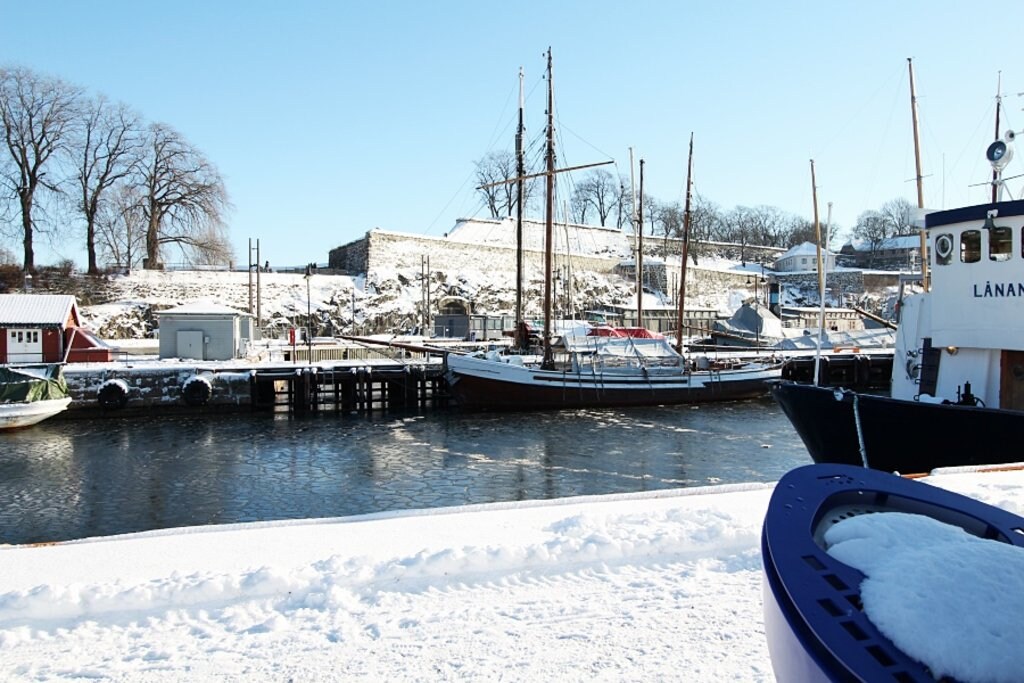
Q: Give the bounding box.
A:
[0,365,69,404]
[564,336,683,371]
[776,328,896,351]
[711,304,787,341]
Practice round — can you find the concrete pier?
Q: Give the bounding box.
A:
[61,359,448,416]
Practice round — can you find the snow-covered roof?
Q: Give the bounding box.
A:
[157,301,252,317]
[0,293,78,328]
[777,242,832,260]
[846,235,922,252]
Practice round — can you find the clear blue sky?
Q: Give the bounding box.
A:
[1,1,1018,269]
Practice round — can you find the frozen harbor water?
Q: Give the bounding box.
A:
[0,399,808,544]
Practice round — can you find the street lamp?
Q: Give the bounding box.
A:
[304,264,313,363]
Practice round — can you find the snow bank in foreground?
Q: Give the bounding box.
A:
[1,470,1021,681]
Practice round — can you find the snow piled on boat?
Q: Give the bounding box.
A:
[827,511,1024,683]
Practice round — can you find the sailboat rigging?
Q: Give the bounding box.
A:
[674,134,694,352]
[514,66,526,350]
[446,51,782,411]
[636,157,645,332]
[908,57,929,291]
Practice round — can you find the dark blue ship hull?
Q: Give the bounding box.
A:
[762,463,1024,681]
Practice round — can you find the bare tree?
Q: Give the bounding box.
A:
[853,210,888,267]
[473,151,536,219]
[657,201,684,238]
[784,217,820,248]
[748,206,792,247]
[571,168,620,226]
[880,197,917,236]
[569,183,590,224]
[95,183,147,270]
[686,194,724,265]
[73,96,142,274]
[0,66,83,271]
[722,206,758,264]
[136,123,231,268]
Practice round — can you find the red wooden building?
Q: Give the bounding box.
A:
[0,294,114,364]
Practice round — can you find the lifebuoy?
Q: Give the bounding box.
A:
[935,234,953,261]
[182,375,213,406]
[97,379,129,409]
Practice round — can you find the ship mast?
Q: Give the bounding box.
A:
[992,71,1002,204]
[475,51,612,366]
[908,58,929,291]
[675,134,694,352]
[637,158,645,329]
[811,160,825,386]
[514,67,526,350]
[542,48,557,369]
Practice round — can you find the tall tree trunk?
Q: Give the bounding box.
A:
[146,211,160,268]
[20,191,34,272]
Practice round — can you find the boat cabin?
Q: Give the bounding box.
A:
[892,199,1024,409]
[0,293,114,364]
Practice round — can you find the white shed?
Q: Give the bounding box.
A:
[156,302,257,361]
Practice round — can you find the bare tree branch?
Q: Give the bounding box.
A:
[0,65,83,270]
[135,123,232,268]
[73,96,143,274]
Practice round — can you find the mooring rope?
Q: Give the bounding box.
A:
[851,391,869,468]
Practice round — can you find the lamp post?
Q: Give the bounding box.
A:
[304,264,313,363]
[759,263,767,307]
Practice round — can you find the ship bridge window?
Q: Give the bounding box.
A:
[960,229,981,263]
[989,225,1012,262]
[934,233,954,265]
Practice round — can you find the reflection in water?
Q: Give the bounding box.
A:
[0,399,809,544]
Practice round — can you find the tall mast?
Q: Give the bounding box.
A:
[811,160,825,386]
[637,158,645,328]
[908,58,929,290]
[675,134,694,352]
[515,66,526,349]
[542,48,556,370]
[992,71,1002,204]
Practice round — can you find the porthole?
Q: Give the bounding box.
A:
[935,233,954,265]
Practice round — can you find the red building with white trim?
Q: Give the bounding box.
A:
[0,294,114,364]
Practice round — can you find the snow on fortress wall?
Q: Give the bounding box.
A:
[329,218,628,280]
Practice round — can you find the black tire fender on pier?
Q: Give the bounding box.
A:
[97,379,130,409]
[182,375,213,407]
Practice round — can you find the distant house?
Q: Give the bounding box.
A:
[839,235,922,270]
[0,293,114,364]
[774,242,837,273]
[156,302,257,361]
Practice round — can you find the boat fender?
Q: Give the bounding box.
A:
[182,374,214,406]
[97,378,130,409]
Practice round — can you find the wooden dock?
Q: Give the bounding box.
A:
[251,363,449,413]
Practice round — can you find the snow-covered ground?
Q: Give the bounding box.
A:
[2,466,1022,682]
[77,259,774,341]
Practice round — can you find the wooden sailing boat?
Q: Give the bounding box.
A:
[444,51,782,411]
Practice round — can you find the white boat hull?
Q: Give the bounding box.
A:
[0,397,72,429]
